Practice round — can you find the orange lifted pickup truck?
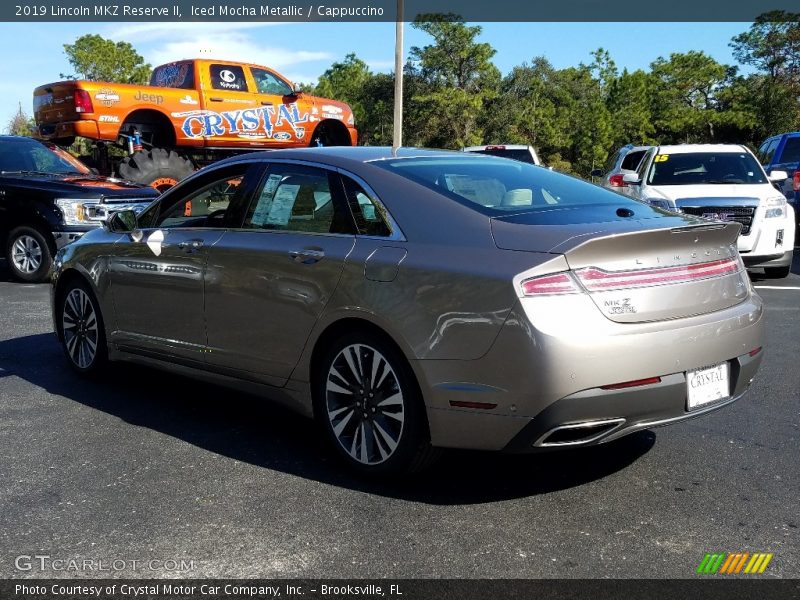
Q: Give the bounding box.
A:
[34,59,358,190]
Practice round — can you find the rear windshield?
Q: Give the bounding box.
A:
[467,148,535,164]
[372,156,644,217]
[647,152,767,185]
[0,140,90,174]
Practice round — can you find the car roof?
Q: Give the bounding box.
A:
[0,135,42,143]
[219,146,486,170]
[655,144,748,154]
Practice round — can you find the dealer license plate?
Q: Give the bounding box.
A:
[686,362,730,410]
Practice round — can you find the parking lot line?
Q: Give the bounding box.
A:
[753,285,800,290]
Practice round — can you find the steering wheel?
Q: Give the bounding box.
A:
[205,209,227,225]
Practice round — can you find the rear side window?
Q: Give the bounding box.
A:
[758,139,779,164]
[779,137,800,164]
[244,166,351,234]
[620,150,646,170]
[341,176,391,237]
[210,64,248,92]
[150,62,194,89]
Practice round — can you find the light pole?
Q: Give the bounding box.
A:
[392,0,404,150]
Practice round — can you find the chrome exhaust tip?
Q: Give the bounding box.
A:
[534,418,625,448]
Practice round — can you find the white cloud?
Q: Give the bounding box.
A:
[103,22,285,42]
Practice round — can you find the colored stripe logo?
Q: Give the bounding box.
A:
[697,552,773,574]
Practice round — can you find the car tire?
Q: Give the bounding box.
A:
[314,331,438,476]
[57,278,108,375]
[764,265,791,279]
[118,148,195,192]
[6,225,54,283]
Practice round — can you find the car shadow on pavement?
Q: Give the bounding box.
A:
[0,333,655,505]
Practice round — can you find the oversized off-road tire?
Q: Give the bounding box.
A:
[6,225,54,283]
[57,278,108,376]
[314,331,439,476]
[118,148,195,192]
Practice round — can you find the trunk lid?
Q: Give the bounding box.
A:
[494,212,749,323]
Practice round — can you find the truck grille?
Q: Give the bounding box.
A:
[679,206,756,235]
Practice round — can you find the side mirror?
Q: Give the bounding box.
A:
[290,83,304,96]
[622,173,642,185]
[590,168,603,178]
[106,209,137,233]
[768,170,789,182]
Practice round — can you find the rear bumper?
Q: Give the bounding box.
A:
[417,292,764,452]
[38,120,101,142]
[502,349,762,452]
[743,249,793,269]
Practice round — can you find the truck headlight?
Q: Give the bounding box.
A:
[55,198,100,226]
[764,196,787,218]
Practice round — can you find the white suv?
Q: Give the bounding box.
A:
[625,144,795,278]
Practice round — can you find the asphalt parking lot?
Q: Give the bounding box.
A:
[0,254,798,579]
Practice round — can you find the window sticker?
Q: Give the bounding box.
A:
[250,174,282,226]
[654,154,670,162]
[265,184,300,226]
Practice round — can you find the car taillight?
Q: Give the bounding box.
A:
[575,257,741,291]
[520,272,580,296]
[608,173,626,187]
[793,169,800,192]
[74,89,94,114]
[486,145,506,151]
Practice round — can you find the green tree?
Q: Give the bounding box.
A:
[61,34,151,83]
[650,51,735,142]
[730,11,800,136]
[606,69,657,148]
[407,14,500,148]
[6,103,36,137]
[315,53,373,128]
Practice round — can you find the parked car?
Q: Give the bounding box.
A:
[591,144,651,190]
[463,144,541,165]
[757,132,800,224]
[52,147,764,475]
[0,135,158,282]
[625,144,795,279]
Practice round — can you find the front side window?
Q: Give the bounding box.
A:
[646,152,767,186]
[210,64,248,92]
[244,165,350,234]
[757,139,778,164]
[157,172,246,228]
[251,68,292,96]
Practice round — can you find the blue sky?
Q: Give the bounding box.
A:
[0,21,751,129]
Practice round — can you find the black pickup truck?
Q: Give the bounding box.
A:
[0,136,158,282]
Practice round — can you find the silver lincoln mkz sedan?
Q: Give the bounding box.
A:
[51,147,764,474]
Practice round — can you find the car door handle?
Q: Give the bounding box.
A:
[209,97,223,102]
[260,101,273,106]
[289,249,325,264]
[178,239,205,253]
